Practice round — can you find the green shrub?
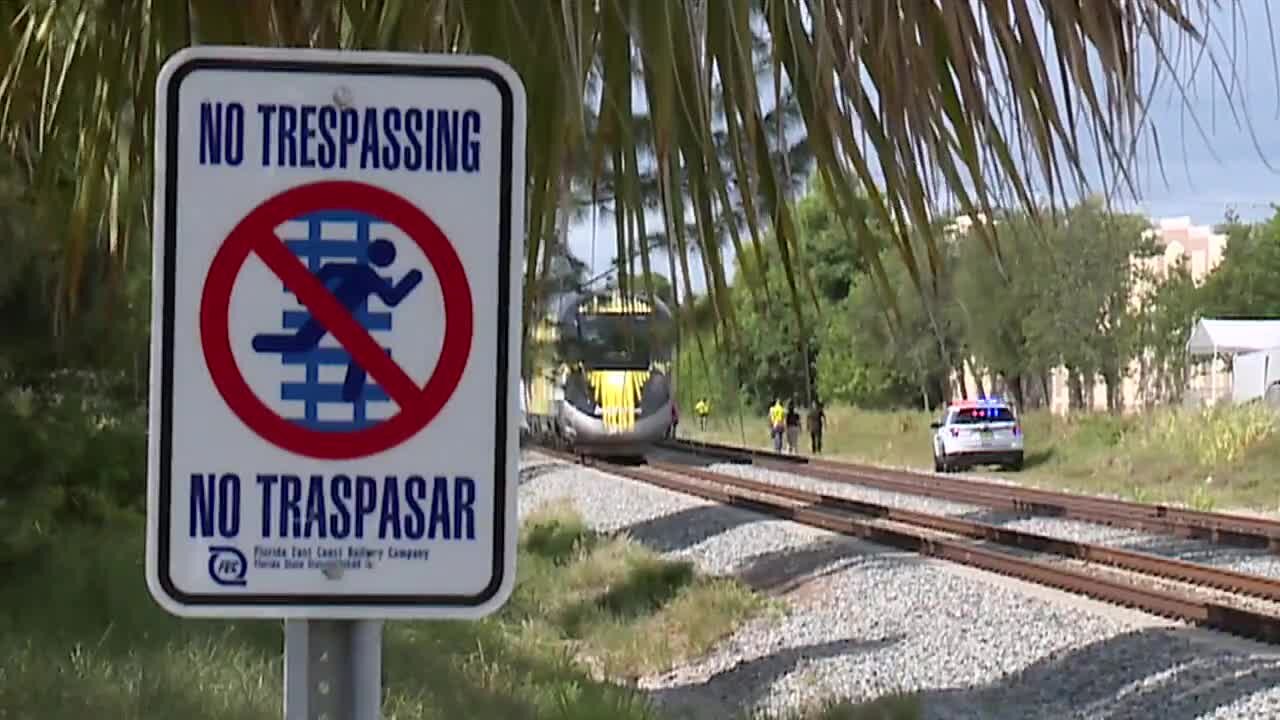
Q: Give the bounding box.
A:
[1067,412,1132,449]
[1138,404,1277,466]
[0,380,145,563]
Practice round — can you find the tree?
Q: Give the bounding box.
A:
[1200,210,1280,318]
[949,211,1047,407]
[816,295,917,409]
[725,235,818,409]
[0,155,149,396]
[1021,199,1152,412]
[845,233,961,411]
[791,181,867,304]
[1092,212,1157,411]
[0,0,1239,356]
[1138,256,1199,404]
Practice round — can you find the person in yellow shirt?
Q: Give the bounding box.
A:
[694,398,710,430]
[768,399,786,452]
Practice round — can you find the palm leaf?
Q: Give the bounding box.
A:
[0,0,1244,356]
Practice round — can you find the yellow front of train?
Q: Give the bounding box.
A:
[550,290,675,459]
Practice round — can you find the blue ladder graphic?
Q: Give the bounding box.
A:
[277,210,393,431]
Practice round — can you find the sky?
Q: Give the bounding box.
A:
[1114,2,1280,220]
[563,2,1280,297]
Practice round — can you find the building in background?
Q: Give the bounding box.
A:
[945,214,1231,414]
[1045,216,1229,415]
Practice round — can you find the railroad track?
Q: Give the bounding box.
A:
[531,443,1280,645]
[664,437,1280,552]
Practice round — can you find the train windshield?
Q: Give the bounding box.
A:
[575,313,661,369]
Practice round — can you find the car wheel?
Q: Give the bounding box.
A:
[935,449,951,473]
[1004,452,1024,472]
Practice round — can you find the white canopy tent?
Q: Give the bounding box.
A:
[1185,318,1280,356]
[1184,318,1280,405]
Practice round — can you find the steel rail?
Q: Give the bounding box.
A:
[646,460,1280,603]
[533,444,1280,645]
[664,438,1280,551]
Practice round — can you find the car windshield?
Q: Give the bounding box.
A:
[950,406,1015,424]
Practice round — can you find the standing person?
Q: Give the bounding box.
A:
[695,397,710,431]
[785,401,801,454]
[807,400,826,454]
[768,398,786,452]
[669,400,679,438]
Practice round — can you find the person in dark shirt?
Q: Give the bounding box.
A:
[785,401,801,454]
[807,400,826,454]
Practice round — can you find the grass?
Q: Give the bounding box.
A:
[688,402,1280,515]
[0,498,920,720]
[508,500,769,682]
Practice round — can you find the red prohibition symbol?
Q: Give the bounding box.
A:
[199,180,474,460]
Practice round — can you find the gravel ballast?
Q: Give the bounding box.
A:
[518,450,1280,719]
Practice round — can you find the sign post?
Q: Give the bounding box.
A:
[283,619,383,718]
[146,46,526,718]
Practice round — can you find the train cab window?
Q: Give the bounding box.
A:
[574,314,656,369]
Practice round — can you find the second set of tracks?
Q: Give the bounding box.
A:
[669,437,1280,551]
[531,441,1280,646]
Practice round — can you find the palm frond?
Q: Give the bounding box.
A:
[0,0,1249,352]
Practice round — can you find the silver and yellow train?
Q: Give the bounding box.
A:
[521,289,676,460]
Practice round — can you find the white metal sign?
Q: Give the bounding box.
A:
[146,45,526,619]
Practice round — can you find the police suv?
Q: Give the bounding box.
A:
[929,397,1024,472]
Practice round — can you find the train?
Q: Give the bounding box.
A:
[521,288,677,460]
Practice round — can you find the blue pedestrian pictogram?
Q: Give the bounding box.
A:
[251,210,422,432]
